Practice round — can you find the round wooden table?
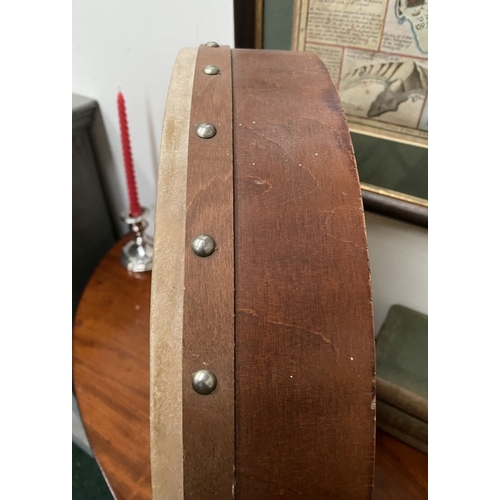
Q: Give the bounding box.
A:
[73,237,428,500]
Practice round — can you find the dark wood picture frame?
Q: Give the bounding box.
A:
[233,0,263,49]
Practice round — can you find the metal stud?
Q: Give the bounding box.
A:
[192,370,217,395]
[205,41,219,48]
[191,234,216,257]
[195,122,217,139]
[203,65,220,75]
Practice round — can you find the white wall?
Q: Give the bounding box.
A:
[72,0,234,236]
[365,212,428,335]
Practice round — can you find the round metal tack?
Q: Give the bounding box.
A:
[203,65,220,75]
[205,41,219,47]
[195,122,217,139]
[191,234,216,257]
[192,370,217,395]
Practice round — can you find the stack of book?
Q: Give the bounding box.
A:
[376,305,428,454]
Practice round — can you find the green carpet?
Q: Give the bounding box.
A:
[73,443,114,500]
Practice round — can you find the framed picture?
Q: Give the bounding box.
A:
[292,0,428,147]
[235,0,428,227]
[292,0,428,226]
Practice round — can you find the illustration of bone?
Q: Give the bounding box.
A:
[340,60,428,118]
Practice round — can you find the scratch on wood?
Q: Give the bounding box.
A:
[239,308,337,351]
[282,162,319,206]
[243,175,273,198]
[322,209,364,251]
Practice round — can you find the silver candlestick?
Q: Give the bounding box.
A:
[120,207,153,272]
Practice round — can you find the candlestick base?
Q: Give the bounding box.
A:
[120,208,154,272]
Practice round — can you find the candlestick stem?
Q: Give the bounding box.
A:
[120,207,153,272]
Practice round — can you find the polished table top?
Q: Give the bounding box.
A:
[73,237,428,500]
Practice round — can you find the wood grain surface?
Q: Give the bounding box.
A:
[73,237,427,500]
[73,236,151,500]
[373,430,428,499]
[233,49,376,499]
[182,44,235,499]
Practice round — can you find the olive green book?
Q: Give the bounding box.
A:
[376,305,428,422]
[376,400,427,452]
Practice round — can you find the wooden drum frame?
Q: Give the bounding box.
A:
[150,45,376,500]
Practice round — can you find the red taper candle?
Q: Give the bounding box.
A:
[117,91,141,217]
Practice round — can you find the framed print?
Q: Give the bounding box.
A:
[292,0,428,225]
[292,0,428,147]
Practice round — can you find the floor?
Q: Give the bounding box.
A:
[73,443,113,499]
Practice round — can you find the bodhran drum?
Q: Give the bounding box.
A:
[150,45,376,500]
